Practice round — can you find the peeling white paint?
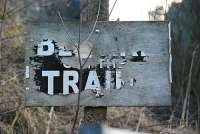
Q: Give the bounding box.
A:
[25,66,30,79]
[100,59,104,68]
[106,71,111,90]
[42,71,60,95]
[85,71,101,90]
[37,40,54,56]
[116,70,122,89]
[58,46,73,57]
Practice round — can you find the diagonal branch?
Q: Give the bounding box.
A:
[6,2,33,18]
[181,45,199,125]
[81,46,95,68]
[6,1,53,20]
[0,106,24,116]
[109,0,118,17]
[83,0,101,42]
[57,11,78,49]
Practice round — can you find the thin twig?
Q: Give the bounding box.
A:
[71,18,82,134]
[81,46,95,68]
[0,100,19,105]
[0,106,24,116]
[77,21,82,67]
[1,0,7,19]
[84,0,101,42]
[181,45,199,125]
[57,11,78,49]
[70,1,102,133]
[136,108,145,132]
[8,112,20,133]
[109,0,118,17]
[46,107,54,134]
[5,1,52,19]
[6,2,33,18]
[0,0,7,59]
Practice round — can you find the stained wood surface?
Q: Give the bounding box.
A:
[25,21,171,106]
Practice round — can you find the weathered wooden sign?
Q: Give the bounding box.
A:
[25,21,171,106]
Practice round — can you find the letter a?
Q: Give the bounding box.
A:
[85,71,100,90]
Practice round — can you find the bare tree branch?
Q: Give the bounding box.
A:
[71,19,82,134]
[57,1,103,133]
[57,11,78,49]
[0,0,7,59]
[181,45,199,126]
[109,0,118,17]
[84,0,101,42]
[81,46,95,68]
[70,1,103,133]
[46,107,54,134]
[6,1,53,19]
[0,106,24,116]
[6,2,33,18]
[8,111,20,133]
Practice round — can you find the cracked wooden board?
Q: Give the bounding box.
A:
[25,21,171,106]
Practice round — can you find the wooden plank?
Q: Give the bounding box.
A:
[25,21,171,106]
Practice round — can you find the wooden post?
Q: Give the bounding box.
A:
[80,0,109,127]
